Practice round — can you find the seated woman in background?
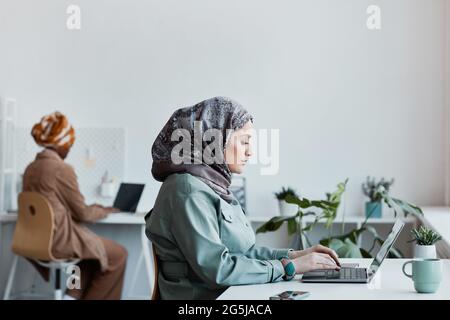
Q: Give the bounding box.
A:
[145,97,341,300]
[23,111,128,300]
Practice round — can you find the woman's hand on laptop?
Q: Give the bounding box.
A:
[93,204,120,214]
[288,244,340,267]
[290,252,341,274]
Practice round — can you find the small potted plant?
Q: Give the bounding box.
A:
[410,226,442,259]
[362,176,394,218]
[274,187,299,216]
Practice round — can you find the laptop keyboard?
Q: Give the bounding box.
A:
[326,268,367,280]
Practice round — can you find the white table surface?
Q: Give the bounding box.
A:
[97,212,147,224]
[217,258,450,300]
[0,213,18,223]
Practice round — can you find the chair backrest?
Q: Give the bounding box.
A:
[151,243,160,300]
[11,192,56,261]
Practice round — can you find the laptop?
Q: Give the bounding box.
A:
[112,183,145,213]
[302,219,405,283]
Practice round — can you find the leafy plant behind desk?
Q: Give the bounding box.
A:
[256,180,423,258]
[362,176,395,202]
[409,226,442,246]
[257,180,348,251]
[274,187,299,200]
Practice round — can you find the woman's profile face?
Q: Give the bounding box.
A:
[224,121,254,174]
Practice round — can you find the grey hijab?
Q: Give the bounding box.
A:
[151,96,253,203]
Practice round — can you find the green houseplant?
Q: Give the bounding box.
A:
[274,187,299,216]
[257,179,423,258]
[362,176,394,218]
[409,226,441,259]
[259,180,348,251]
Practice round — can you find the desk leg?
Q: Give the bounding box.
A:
[141,225,153,294]
[124,226,153,300]
[4,255,18,300]
[127,251,144,298]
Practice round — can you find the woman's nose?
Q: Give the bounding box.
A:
[246,146,253,157]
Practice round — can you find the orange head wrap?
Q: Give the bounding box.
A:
[31,111,75,151]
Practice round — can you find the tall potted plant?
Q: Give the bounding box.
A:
[409,226,441,259]
[274,187,299,216]
[362,176,394,218]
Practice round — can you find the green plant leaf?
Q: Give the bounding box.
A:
[410,226,442,245]
[364,225,380,239]
[331,227,365,244]
[275,187,299,200]
[319,238,330,247]
[287,219,298,235]
[387,247,404,258]
[302,223,315,232]
[328,238,363,258]
[381,193,423,218]
[285,195,311,208]
[327,179,348,203]
[359,248,373,258]
[310,200,335,209]
[256,215,297,234]
[320,179,348,229]
[302,211,316,217]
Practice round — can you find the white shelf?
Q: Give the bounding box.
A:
[247,215,417,224]
[0,97,18,212]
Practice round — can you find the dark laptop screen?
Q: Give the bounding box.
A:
[113,183,145,213]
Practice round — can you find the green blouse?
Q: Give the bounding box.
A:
[145,173,291,300]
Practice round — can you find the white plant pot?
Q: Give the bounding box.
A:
[414,244,436,259]
[278,200,298,216]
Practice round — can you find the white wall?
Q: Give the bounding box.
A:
[0,0,448,217]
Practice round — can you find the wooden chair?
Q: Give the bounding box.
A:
[3,192,80,300]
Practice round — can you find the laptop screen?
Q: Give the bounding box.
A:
[369,219,405,275]
[113,183,145,213]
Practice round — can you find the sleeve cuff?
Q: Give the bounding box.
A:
[266,260,286,282]
[272,248,293,260]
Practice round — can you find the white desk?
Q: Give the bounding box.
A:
[217,258,450,300]
[0,211,154,300]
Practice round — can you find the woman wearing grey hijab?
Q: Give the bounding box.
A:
[145,96,340,300]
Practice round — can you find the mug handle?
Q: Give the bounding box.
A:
[402,260,413,278]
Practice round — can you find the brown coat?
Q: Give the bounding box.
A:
[22,149,109,271]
